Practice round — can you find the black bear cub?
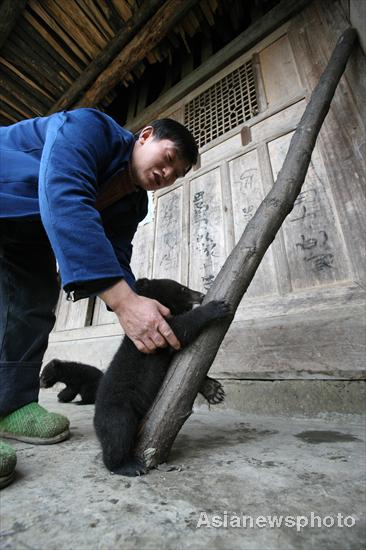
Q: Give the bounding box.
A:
[94,278,231,477]
[40,359,103,405]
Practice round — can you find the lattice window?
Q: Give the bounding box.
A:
[184,60,258,148]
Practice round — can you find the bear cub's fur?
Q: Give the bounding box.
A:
[94,277,231,477]
[40,359,103,405]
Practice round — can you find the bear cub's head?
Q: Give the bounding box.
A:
[40,360,59,388]
[135,278,204,316]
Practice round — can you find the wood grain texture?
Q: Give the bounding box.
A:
[48,0,165,113]
[289,0,366,285]
[74,0,200,109]
[0,0,27,51]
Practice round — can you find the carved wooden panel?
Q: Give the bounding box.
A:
[259,34,302,107]
[131,221,154,279]
[91,298,117,326]
[289,0,366,286]
[153,185,184,281]
[268,132,351,289]
[184,60,258,148]
[229,149,278,297]
[189,168,226,292]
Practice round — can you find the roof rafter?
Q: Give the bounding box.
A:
[73,0,201,109]
[48,0,166,113]
[0,0,27,51]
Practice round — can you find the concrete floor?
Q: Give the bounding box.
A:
[0,392,365,550]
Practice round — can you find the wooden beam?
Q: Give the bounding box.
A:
[135,27,358,470]
[128,0,311,130]
[48,0,165,114]
[74,0,200,109]
[0,0,27,51]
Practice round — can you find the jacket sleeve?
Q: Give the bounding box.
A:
[107,232,135,289]
[38,109,134,297]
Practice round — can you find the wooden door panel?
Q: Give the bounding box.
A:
[229,149,278,297]
[55,294,90,331]
[153,185,184,281]
[268,132,351,290]
[189,167,226,292]
[259,34,302,108]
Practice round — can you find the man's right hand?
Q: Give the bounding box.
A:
[98,279,181,354]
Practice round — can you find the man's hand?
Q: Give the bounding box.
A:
[98,279,181,354]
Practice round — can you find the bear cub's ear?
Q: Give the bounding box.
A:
[135,278,149,293]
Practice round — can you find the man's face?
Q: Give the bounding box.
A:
[131,127,191,191]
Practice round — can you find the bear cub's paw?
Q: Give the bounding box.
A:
[200,377,225,404]
[112,458,147,477]
[207,300,232,319]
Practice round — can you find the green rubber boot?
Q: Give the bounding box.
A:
[0,403,70,444]
[0,440,17,489]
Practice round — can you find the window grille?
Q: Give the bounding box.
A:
[184,60,258,148]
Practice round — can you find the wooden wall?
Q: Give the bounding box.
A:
[46,0,366,382]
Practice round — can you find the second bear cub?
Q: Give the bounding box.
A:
[40,359,103,405]
[94,277,231,477]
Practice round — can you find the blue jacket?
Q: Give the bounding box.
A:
[0,108,148,299]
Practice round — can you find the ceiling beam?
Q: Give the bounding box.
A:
[0,0,27,51]
[73,0,200,109]
[48,0,166,114]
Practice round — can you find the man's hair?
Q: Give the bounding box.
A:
[149,118,198,167]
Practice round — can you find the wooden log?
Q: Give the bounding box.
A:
[105,0,132,24]
[53,0,108,52]
[28,0,89,65]
[0,0,27,51]
[76,0,114,41]
[22,9,83,73]
[97,0,124,33]
[135,27,358,469]
[0,87,35,119]
[0,112,14,125]
[0,66,50,113]
[10,31,73,88]
[0,95,28,122]
[0,57,54,103]
[48,0,166,113]
[0,107,18,124]
[74,0,200,109]
[2,42,64,96]
[42,0,104,59]
[18,17,80,81]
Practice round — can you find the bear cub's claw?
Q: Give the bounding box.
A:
[112,458,147,477]
[208,300,232,319]
[200,377,225,404]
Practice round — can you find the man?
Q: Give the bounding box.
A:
[0,108,198,487]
